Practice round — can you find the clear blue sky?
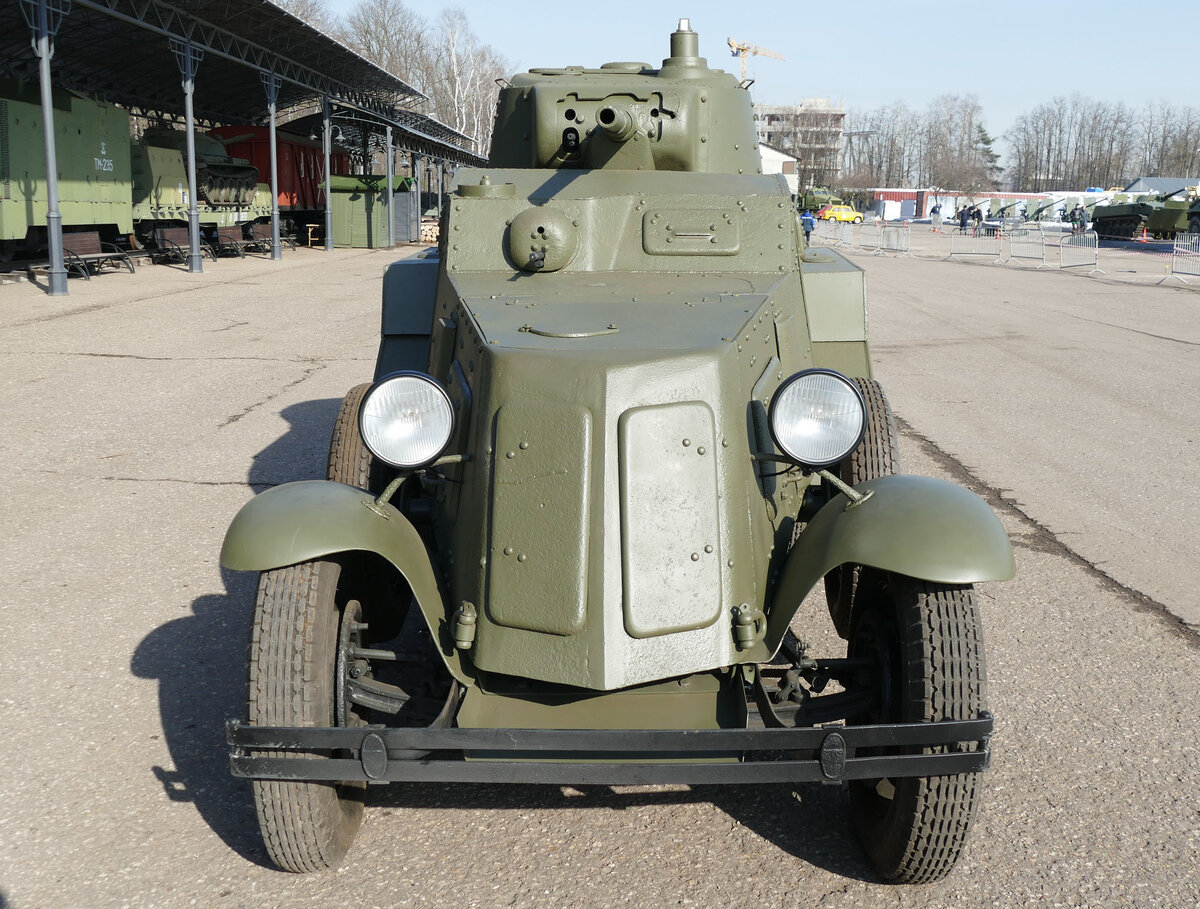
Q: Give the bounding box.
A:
[324,0,1199,139]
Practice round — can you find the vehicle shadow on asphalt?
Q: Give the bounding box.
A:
[246,398,342,491]
[368,781,877,881]
[131,572,271,867]
[130,398,344,868]
[130,394,878,879]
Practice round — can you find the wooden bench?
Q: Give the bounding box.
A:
[151,227,217,264]
[248,223,297,253]
[61,231,135,279]
[213,225,270,258]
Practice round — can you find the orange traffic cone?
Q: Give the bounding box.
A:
[1136,225,1149,242]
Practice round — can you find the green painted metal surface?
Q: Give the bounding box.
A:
[1,78,133,241]
[375,256,438,380]
[220,480,466,683]
[759,474,1016,657]
[329,174,405,248]
[221,21,1012,705]
[457,670,745,739]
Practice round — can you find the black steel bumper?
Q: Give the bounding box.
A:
[226,713,992,785]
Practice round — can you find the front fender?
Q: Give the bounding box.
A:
[762,474,1014,651]
[221,480,466,683]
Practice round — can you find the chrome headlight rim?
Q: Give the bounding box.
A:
[767,368,867,469]
[358,371,455,470]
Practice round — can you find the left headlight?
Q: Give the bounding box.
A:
[768,368,866,468]
[359,371,455,469]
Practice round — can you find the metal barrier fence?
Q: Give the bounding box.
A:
[1006,228,1050,268]
[879,223,914,257]
[811,219,838,245]
[859,222,882,251]
[811,218,853,248]
[1160,233,1200,285]
[1059,230,1104,275]
[946,228,1003,263]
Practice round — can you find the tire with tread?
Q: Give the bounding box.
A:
[327,382,408,640]
[249,560,363,872]
[824,377,898,636]
[848,576,987,884]
[328,382,375,489]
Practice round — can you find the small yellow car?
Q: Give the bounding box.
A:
[818,204,864,223]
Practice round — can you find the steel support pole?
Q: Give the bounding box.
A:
[323,96,333,252]
[385,126,394,249]
[435,158,442,215]
[414,153,423,221]
[24,0,70,295]
[261,73,282,260]
[171,39,204,273]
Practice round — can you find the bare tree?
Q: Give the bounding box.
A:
[272,0,336,32]
[338,0,431,91]
[1004,95,1188,190]
[333,2,506,155]
[422,9,508,155]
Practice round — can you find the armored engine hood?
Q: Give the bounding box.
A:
[450,271,779,352]
[432,268,794,691]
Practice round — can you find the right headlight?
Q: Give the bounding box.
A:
[358,371,455,469]
[768,368,866,468]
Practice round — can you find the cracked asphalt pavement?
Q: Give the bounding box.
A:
[1,242,1197,907]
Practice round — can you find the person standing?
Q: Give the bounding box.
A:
[959,206,970,232]
[930,202,943,233]
[800,209,815,243]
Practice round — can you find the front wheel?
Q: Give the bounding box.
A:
[824,378,898,637]
[853,216,863,223]
[248,560,364,872]
[847,575,988,884]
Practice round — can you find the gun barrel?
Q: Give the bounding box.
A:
[597,106,639,142]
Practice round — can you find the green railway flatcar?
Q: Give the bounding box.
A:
[1,77,133,255]
[1,77,272,259]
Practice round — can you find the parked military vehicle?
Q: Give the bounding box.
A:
[795,185,841,212]
[222,20,1014,884]
[1090,184,1194,240]
[0,76,350,258]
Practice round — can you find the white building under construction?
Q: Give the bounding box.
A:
[753,99,846,185]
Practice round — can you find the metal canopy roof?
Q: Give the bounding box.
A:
[0,0,484,163]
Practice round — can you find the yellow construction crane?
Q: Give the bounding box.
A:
[727,38,785,82]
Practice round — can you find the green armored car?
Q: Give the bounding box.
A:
[222,20,1014,884]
